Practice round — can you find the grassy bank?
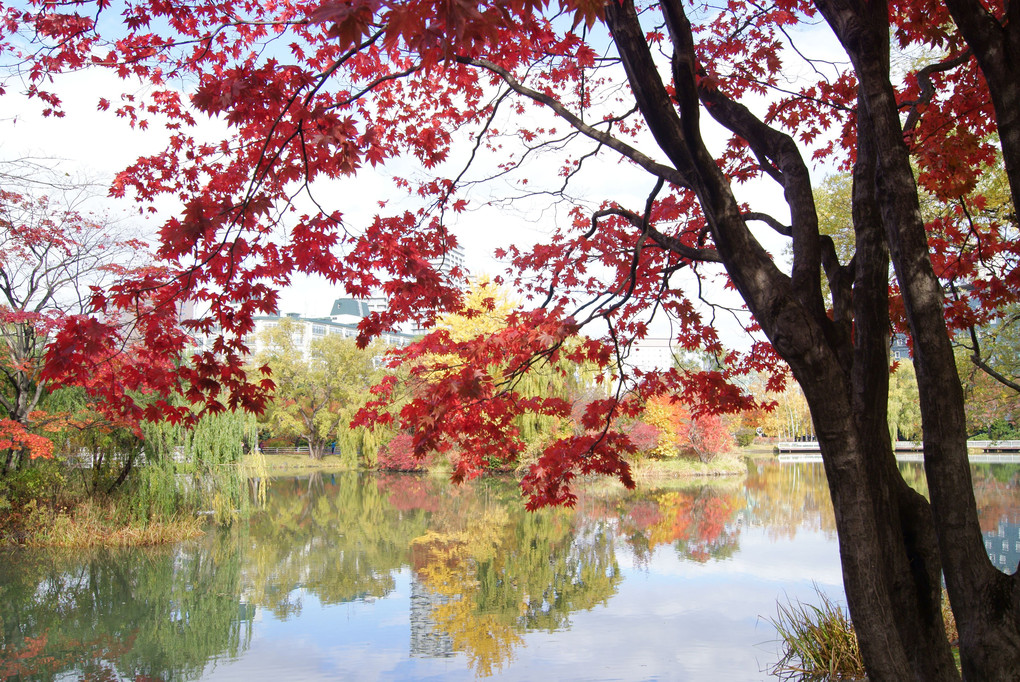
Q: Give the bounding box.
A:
[250,444,774,479]
[0,457,258,549]
[5,445,774,549]
[1,498,205,548]
[247,448,766,482]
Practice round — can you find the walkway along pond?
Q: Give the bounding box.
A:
[1,461,1017,680]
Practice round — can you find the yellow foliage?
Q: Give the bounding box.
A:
[642,395,689,458]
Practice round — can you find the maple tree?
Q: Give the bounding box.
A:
[4,0,1020,677]
[641,394,733,461]
[0,182,164,473]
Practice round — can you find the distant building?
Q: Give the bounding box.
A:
[983,519,1020,574]
[409,579,455,658]
[623,337,680,374]
[186,310,414,360]
[891,333,910,362]
[431,244,467,280]
[246,313,414,358]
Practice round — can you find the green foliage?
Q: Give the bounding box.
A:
[770,586,960,680]
[987,418,1020,441]
[735,427,757,447]
[813,174,856,267]
[888,361,922,441]
[256,318,391,462]
[0,532,248,679]
[0,458,64,509]
[142,406,257,467]
[120,455,256,526]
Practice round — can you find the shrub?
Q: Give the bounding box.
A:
[376,434,429,471]
[735,427,757,448]
[771,587,959,680]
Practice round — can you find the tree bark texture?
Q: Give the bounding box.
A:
[600,0,1020,678]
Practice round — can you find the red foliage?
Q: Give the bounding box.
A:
[687,414,734,463]
[624,421,660,454]
[0,419,54,460]
[1,0,1015,509]
[375,472,443,512]
[375,433,429,472]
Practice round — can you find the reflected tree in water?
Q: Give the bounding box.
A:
[407,477,620,677]
[242,471,431,616]
[743,462,837,540]
[0,531,249,680]
[586,483,744,564]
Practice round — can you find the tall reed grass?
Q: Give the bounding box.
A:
[769,588,866,681]
[770,587,960,680]
[12,498,204,548]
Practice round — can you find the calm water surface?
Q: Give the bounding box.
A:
[2,461,1018,681]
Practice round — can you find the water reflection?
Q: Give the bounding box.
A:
[1,462,1017,680]
[0,533,250,680]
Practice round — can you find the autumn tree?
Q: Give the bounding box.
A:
[6,0,1020,678]
[255,317,386,461]
[402,278,600,469]
[0,182,158,474]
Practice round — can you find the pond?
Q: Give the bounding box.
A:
[1,461,1018,680]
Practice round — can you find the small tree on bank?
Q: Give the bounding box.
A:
[0,182,156,475]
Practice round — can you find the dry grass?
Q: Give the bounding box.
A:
[244,452,354,476]
[9,499,204,548]
[629,452,747,479]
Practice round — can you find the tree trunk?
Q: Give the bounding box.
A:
[814,0,1020,676]
[601,0,1018,677]
[943,0,1020,211]
[107,450,136,494]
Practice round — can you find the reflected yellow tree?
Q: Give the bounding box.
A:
[743,462,836,540]
[408,478,620,676]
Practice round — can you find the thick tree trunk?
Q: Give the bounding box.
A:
[943,0,1020,212]
[815,0,1020,677]
[603,0,1020,677]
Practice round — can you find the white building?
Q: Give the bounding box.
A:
[621,337,683,374]
[431,244,467,280]
[185,302,416,361]
[244,313,415,359]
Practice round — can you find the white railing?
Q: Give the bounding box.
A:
[776,439,1020,462]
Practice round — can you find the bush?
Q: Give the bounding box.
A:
[0,460,65,509]
[376,434,429,471]
[987,419,1020,441]
[735,427,757,448]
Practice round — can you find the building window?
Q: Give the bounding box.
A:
[312,325,326,336]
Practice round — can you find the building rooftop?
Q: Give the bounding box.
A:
[330,298,371,318]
